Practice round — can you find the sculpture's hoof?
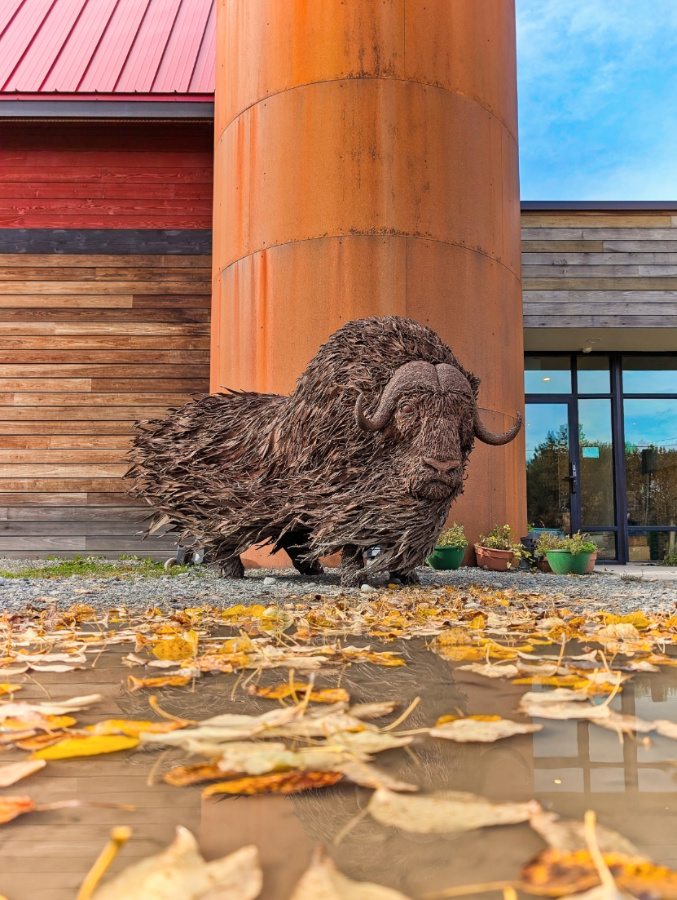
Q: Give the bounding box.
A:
[295,561,324,577]
[217,557,245,578]
[390,570,420,586]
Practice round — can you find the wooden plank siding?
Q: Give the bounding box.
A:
[0,123,213,229]
[522,209,677,328]
[0,253,211,558]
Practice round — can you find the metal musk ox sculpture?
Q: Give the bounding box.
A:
[128,316,521,586]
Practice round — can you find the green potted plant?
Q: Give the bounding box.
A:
[427,523,468,571]
[475,525,522,572]
[565,532,597,575]
[537,532,595,575]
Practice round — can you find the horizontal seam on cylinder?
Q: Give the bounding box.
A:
[219,76,518,143]
[215,232,522,283]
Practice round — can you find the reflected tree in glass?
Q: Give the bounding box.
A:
[527,424,570,530]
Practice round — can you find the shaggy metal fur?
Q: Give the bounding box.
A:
[127,316,521,585]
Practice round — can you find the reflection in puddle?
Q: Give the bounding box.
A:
[2,638,677,898]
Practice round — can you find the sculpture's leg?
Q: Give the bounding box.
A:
[207,542,245,578]
[340,544,365,587]
[278,529,324,577]
[390,569,421,586]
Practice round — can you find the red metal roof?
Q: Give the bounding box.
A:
[0,0,215,99]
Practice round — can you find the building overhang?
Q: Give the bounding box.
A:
[0,99,214,120]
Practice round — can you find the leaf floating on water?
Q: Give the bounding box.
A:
[520,849,677,899]
[164,763,226,787]
[88,719,188,738]
[0,684,21,695]
[0,795,35,824]
[152,632,198,662]
[519,694,612,721]
[202,771,343,797]
[457,662,520,679]
[368,788,541,834]
[593,712,655,735]
[0,759,45,788]
[0,694,102,721]
[529,811,640,856]
[248,683,350,704]
[430,717,542,743]
[33,735,139,760]
[653,720,677,741]
[88,827,262,900]
[127,675,192,692]
[348,701,399,720]
[339,762,418,793]
[291,850,413,899]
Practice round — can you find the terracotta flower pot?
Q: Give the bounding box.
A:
[475,545,515,572]
[427,546,466,570]
[584,551,597,574]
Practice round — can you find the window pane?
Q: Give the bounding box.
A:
[525,356,571,394]
[579,399,615,526]
[625,400,677,527]
[577,355,610,393]
[628,531,677,563]
[583,531,616,560]
[623,356,677,393]
[526,403,571,531]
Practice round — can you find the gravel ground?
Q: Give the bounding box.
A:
[1,557,677,613]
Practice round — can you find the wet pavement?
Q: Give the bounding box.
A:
[2,632,677,900]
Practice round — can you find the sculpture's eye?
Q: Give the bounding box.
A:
[399,402,416,417]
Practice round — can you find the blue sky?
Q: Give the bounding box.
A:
[517,0,677,199]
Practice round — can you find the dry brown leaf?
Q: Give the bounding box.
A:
[0,795,35,824]
[128,675,192,692]
[90,827,262,900]
[248,683,349,704]
[33,735,139,760]
[368,788,540,833]
[291,851,412,899]
[88,719,188,738]
[520,849,677,899]
[339,762,418,793]
[457,662,520,679]
[519,694,612,721]
[529,811,640,856]
[202,771,343,796]
[0,759,45,788]
[164,763,225,787]
[430,717,542,743]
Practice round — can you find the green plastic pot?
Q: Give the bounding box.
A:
[568,551,592,575]
[545,550,573,575]
[427,545,466,570]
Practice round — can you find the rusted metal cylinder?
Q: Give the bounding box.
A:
[212,0,526,557]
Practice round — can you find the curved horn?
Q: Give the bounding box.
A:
[355,361,438,432]
[474,409,523,445]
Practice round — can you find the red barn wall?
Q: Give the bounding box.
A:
[0,123,213,229]
[0,121,213,558]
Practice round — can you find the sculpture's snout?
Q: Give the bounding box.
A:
[423,457,462,476]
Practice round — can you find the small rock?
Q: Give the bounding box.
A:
[493,582,504,589]
[263,577,276,586]
[360,583,375,594]
[0,578,7,585]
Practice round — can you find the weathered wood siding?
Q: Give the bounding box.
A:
[522,209,677,327]
[0,253,211,558]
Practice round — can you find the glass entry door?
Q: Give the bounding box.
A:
[526,402,575,533]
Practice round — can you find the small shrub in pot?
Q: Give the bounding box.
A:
[427,523,468,571]
[475,525,522,572]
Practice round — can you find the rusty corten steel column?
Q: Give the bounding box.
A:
[212,0,526,556]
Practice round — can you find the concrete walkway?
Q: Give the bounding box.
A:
[596,564,677,581]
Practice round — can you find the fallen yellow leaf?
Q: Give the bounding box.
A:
[0,684,21,695]
[33,735,139,760]
[0,759,46,788]
[202,771,343,796]
[127,675,192,692]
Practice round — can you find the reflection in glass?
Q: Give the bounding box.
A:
[627,531,677,563]
[525,356,571,394]
[577,355,610,393]
[623,356,677,393]
[624,399,677,527]
[583,532,616,560]
[579,399,614,526]
[526,404,570,531]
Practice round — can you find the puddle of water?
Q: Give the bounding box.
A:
[2,637,677,899]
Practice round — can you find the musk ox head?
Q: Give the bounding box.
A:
[354,359,522,502]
